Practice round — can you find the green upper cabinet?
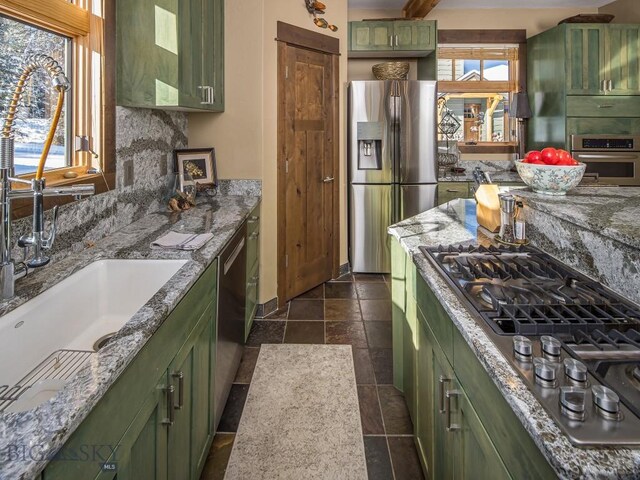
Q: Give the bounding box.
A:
[350,21,395,52]
[394,20,436,52]
[349,20,436,56]
[608,25,640,95]
[565,24,640,95]
[566,24,606,95]
[117,0,224,111]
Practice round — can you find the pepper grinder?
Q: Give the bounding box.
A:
[498,193,516,243]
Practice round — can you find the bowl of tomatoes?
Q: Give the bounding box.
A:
[515,148,586,195]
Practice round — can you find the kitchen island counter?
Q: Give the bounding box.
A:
[389,198,640,479]
[0,187,260,480]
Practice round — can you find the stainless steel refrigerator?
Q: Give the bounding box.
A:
[348,80,438,273]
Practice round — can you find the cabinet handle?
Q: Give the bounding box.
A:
[208,86,215,104]
[172,371,184,409]
[323,176,335,183]
[163,385,175,425]
[395,34,399,48]
[389,35,393,47]
[445,389,462,431]
[438,375,451,413]
[600,79,606,92]
[250,231,260,239]
[445,189,460,193]
[597,104,613,108]
[248,215,259,223]
[608,79,613,92]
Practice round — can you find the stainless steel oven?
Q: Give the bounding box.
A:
[570,134,640,186]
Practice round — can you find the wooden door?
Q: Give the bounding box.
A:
[607,25,640,95]
[565,24,606,95]
[278,32,339,303]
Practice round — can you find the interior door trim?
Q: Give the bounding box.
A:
[276,24,341,307]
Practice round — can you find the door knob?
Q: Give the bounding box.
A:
[323,177,334,183]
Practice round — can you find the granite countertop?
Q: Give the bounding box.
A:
[438,169,524,184]
[388,199,640,480]
[514,187,640,251]
[0,193,260,480]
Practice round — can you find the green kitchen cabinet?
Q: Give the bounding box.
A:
[449,380,512,480]
[608,25,640,95]
[43,259,218,480]
[391,236,557,479]
[168,308,213,479]
[117,0,224,111]
[566,24,640,96]
[529,23,640,151]
[349,20,436,55]
[566,24,607,95]
[245,203,261,340]
[350,21,395,52]
[437,182,470,206]
[95,370,169,480]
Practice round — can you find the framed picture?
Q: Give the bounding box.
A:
[174,148,218,188]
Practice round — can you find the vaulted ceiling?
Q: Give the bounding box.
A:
[348,0,613,9]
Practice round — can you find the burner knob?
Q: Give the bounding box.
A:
[533,357,557,386]
[563,358,588,385]
[592,386,621,420]
[513,335,533,362]
[540,336,562,360]
[559,386,586,421]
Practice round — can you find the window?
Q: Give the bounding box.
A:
[0,0,111,187]
[0,15,71,175]
[437,46,519,150]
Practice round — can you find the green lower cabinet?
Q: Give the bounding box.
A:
[415,316,434,477]
[168,308,212,479]
[98,372,169,480]
[43,259,218,480]
[245,204,261,340]
[450,383,511,480]
[391,236,556,480]
[437,182,470,206]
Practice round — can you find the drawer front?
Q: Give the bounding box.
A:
[247,229,259,274]
[437,182,470,206]
[567,116,640,137]
[415,275,453,361]
[566,95,640,118]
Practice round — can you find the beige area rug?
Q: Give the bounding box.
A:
[224,344,367,480]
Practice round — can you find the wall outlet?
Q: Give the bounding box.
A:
[123,160,134,187]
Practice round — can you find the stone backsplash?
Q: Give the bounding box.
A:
[11,107,188,260]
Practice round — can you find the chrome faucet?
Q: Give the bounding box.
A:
[0,54,95,300]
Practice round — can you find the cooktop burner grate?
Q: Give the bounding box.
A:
[421,245,640,336]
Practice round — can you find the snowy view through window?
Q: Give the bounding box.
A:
[0,15,69,174]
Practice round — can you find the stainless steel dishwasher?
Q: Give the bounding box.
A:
[214,222,247,428]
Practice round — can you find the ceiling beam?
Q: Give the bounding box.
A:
[402,0,440,18]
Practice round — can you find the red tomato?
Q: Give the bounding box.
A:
[541,147,559,165]
[525,150,542,163]
[556,157,572,166]
[529,158,545,165]
[557,149,571,163]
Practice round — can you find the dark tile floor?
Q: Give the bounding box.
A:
[200,273,424,480]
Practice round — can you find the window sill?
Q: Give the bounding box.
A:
[11,169,114,220]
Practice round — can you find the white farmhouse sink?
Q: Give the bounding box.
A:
[0,259,187,411]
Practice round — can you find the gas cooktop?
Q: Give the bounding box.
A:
[421,244,640,446]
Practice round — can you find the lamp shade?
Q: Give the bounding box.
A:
[511,92,532,119]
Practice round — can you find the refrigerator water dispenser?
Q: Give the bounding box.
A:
[357,122,383,170]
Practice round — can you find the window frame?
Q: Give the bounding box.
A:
[436,29,527,154]
[0,0,115,218]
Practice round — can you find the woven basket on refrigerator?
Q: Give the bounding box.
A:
[372,62,410,80]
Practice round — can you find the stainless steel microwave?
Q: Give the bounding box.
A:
[570,135,640,186]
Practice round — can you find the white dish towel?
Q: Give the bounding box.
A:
[151,231,214,251]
